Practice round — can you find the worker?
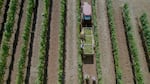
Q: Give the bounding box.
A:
[84,74,90,84]
[92,76,96,84]
[80,42,84,49]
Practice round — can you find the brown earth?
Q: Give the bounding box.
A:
[64,0,78,84]
[112,0,135,84]
[29,0,44,83]
[82,55,97,84]
[96,0,116,84]
[47,0,60,83]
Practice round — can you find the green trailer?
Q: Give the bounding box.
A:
[80,27,94,56]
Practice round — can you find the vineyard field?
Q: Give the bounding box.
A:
[0,0,149,84]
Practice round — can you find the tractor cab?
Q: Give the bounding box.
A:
[82,2,92,27]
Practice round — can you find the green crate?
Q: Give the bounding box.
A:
[84,28,92,35]
[85,36,92,44]
[84,45,93,54]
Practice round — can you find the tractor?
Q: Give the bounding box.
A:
[80,2,94,56]
[82,2,92,27]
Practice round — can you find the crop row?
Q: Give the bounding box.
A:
[15,0,34,84]
[16,0,34,84]
[106,0,123,83]
[0,0,4,14]
[92,0,102,83]
[140,13,150,71]
[36,0,49,83]
[58,0,66,84]
[122,3,144,84]
[0,0,18,83]
[76,0,83,84]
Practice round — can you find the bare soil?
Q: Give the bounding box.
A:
[29,0,44,83]
[47,0,60,83]
[64,0,78,84]
[126,0,150,84]
[112,0,135,84]
[82,55,97,84]
[96,0,116,84]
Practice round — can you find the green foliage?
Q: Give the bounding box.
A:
[76,0,83,83]
[0,0,4,14]
[16,0,34,83]
[123,3,144,84]
[0,0,18,83]
[36,0,49,83]
[140,13,150,57]
[106,0,123,84]
[58,0,66,84]
[92,0,102,83]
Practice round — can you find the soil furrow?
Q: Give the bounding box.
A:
[96,0,116,84]
[47,0,59,83]
[28,0,44,83]
[65,0,78,83]
[112,0,134,84]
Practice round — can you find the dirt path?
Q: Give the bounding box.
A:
[64,0,78,83]
[28,0,43,84]
[3,0,26,83]
[112,0,135,84]
[96,0,116,84]
[47,0,59,83]
[127,1,150,83]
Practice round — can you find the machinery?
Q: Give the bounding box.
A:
[82,2,92,27]
[80,2,94,56]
